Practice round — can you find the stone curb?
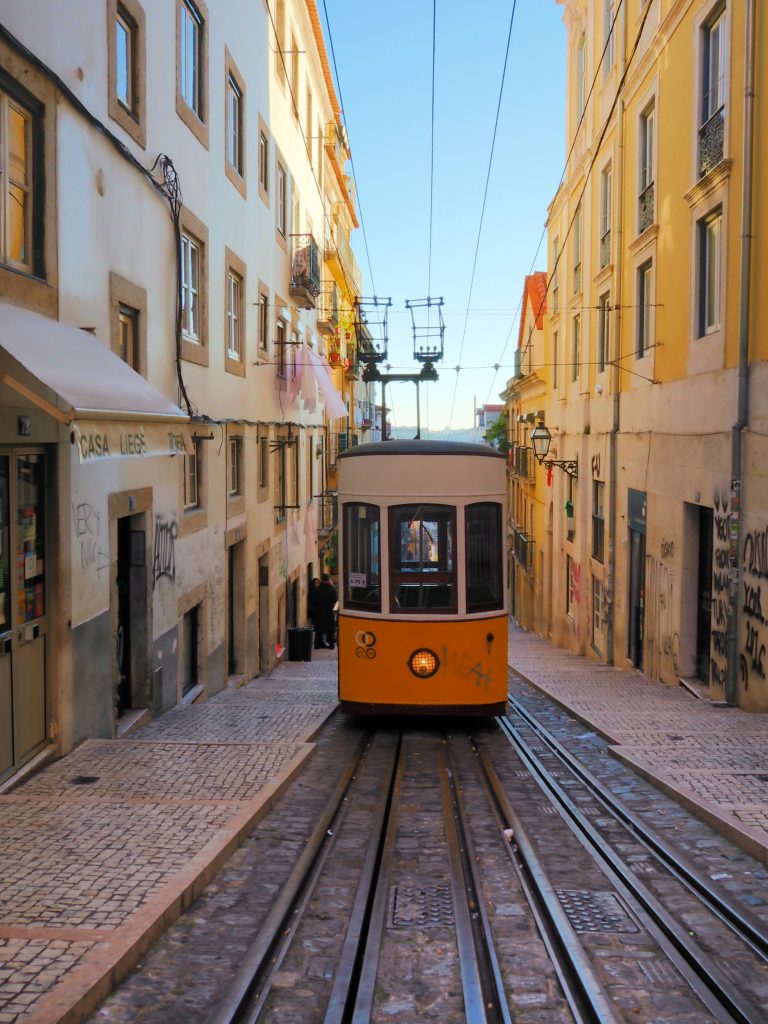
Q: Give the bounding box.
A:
[507,661,768,866]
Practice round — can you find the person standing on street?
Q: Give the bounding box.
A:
[314,573,338,649]
[308,577,322,648]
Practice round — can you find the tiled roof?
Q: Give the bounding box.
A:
[516,272,548,350]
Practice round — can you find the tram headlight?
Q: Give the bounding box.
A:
[408,648,440,679]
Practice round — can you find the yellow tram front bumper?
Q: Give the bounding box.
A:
[337,613,508,715]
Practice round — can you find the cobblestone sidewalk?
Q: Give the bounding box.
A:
[508,624,768,864]
[0,655,338,1024]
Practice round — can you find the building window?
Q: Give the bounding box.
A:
[602,0,615,77]
[258,436,269,488]
[597,293,610,372]
[575,33,586,120]
[275,0,286,82]
[306,87,313,167]
[276,318,287,377]
[572,203,582,293]
[228,437,242,497]
[226,268,242,360]
[699,7,726,177]
[0,89,37,273]
[276,441,287,521]
[181,232,201,342]
[592,480,605,562]
[638,102,655,232]
[259,291,269,351]
[551,234,560,314]
[226,74,243,176]
[290,33,299,119]
[180,0,203,118]
[636,259,653,357]
[553,329,559,389]
[571,314,580,382]
[277,162,286,235]
[698,207,722,336]
[117,304,139,370]
[115,7,136,111]
[317,119,324,188]
[183,440,201,510]
[600,163,612,268]
[259,130,269,192]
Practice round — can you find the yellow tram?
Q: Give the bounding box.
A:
[337,440,508,715]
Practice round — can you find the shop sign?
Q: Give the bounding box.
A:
[72,422,192,463]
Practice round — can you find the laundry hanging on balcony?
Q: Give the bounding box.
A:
[301,345,348,421]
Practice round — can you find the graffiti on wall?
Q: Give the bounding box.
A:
[152,516,178,588]
[741,525,768,689]
[646,539,679,680]
[710,492,731,689]
[72,502,109,573]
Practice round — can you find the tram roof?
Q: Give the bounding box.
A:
[339,440,504,459]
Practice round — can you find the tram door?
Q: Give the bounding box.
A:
[0,452,48,779]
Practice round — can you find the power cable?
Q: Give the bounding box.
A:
[428,0,437,299]
[447,0,518,430]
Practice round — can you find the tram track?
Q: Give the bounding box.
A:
[490,696,768,1023]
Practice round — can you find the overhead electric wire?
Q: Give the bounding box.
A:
[474,0,653,435]
[427,0,437,299]
[447,0,518,431]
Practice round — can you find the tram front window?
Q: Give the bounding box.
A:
[390,504,456,612]
[343,502,381,611]
[466,502,504,611]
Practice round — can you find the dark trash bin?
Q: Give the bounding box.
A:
[287,626,314,661]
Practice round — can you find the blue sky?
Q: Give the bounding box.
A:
[321,1,566,433]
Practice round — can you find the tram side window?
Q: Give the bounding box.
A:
[466,502,504,612]
[343,502,381,611]
[389,504,456,613]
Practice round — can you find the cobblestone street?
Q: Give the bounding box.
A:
[0,657,338,1024]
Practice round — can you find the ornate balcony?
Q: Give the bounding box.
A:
[316,283,340,336]
[699,106,725,178]
[289,234,321,309]
[638,182,655,234]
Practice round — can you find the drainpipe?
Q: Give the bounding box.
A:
[607,0,628,665]
[725,0,757,705]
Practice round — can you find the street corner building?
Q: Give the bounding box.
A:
[504,0,768,711]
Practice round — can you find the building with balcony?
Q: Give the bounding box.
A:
[0,0,362,787]
[534,0,767,709]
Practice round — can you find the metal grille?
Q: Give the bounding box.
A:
[638,182,655,233]
[391,884,455,928]
[699,107,724,177]
[556,889,638,933]
[600,230,611,269]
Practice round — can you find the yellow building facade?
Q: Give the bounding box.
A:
[534,0,767,708]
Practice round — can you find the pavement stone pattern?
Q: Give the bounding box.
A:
[508,623,768,854]
[0,655,337,1023]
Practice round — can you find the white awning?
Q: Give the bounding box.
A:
[302,346,348,420]
[0,300,187,424]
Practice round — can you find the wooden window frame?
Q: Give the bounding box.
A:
[176,0,209,148]
[109,271,147,376]
[224,247,246,377]
[179,207,209,365]
[224,48,246,197]
[107,0,146,147]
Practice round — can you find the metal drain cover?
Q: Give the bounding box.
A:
[391,884,455,928]
[555,889,639,933]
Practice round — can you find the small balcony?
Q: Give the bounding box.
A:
[289,234,321,309]
[698,106,725,178]
[316,283,340,336]
[638,182,655,234]
[324,228,362,298]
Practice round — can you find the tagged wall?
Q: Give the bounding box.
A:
[69,451,118,626]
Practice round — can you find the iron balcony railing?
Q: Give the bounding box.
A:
[600,229,611,269]
[317,491,338,533]
[638,181,655,234]
[316,283,340,333]
[698,106,725,178]
[325,226,362,298]
[290,234,321,305]
[512,527,534,573]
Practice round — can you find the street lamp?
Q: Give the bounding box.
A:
[530,421,578,480]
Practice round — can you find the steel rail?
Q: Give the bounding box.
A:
[322,732,403,1024]
[474,744,620,1024]
[442,739,514,1023]
[498,715,765,1024]
[208,731,373,1024]
[505,692,768,960]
